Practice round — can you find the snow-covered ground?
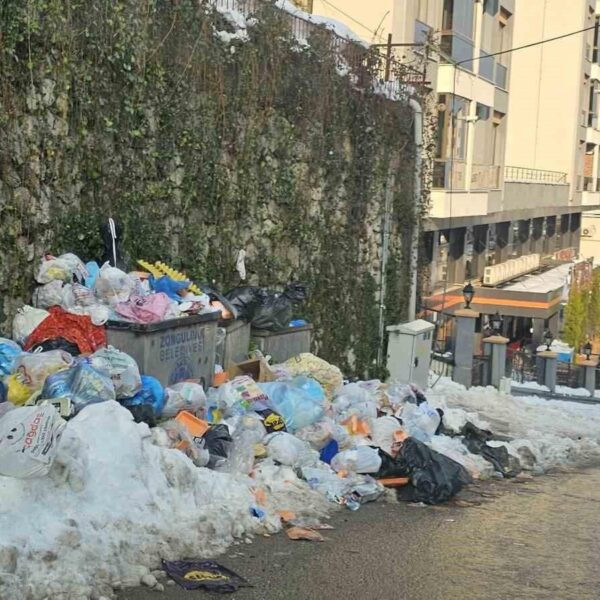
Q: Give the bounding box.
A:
[3,380,600,599]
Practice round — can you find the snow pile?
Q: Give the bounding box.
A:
[428,378,600,472]
[0,402,326,600]
[212,0,257,44]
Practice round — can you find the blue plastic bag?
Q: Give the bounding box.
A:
[84,261,101,289]
[0,339,22,377]
[259,377,325,432]
[148,275,189,302]
[120,375,165,420]
[41,361,116,414]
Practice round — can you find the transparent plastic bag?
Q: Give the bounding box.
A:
[32,280,65,309]
[94,262,135,305]
[223,413,266,474]
[330,446,382,474]
[12,350,73,401]
[35,257,72,284]
[90,346,142,399]
[12,306,49,344]
[401,401,441,443]
[163,382,208,418]
[370,416,404,454]
[295,418,334,451]
[259,377,325,432]
[265,431,318,468]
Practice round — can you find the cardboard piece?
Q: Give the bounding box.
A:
[226,358,276,383]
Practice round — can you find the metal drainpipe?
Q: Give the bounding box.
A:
[408,97,423,321]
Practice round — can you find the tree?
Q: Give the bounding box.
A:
[563,284,588,351]
[587,269,600,340]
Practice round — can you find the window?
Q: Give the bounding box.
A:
[442,0,474,40]
[484,0,499,16]
[476,103,491,120]
[414,20,432,45]
[436,94,469,161]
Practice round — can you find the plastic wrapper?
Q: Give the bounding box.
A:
[94,262,135,305]
[222,413,266,474]
[41,360,116,414]
[160,419,210,467]
[0,403,66,478]
[295,418,334,450]
[0,338,22,376]
[282,353,343,399]
[265,431,319,467]
[216,375,270,414]
[331,446,382,474]
[259,376,325,432]
[163,382,208,418]
[32,280,65,309]
[12,306,49,345]
[91,346,142,399]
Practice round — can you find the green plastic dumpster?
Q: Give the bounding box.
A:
[106,312,220,389]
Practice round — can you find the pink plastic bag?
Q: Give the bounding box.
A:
[115,293,170,324]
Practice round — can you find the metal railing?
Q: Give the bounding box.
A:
[213,0,428,93]
[505,166,568,185]
[556,362,585,389]
[506,349,537,384]
[431,353,454,378]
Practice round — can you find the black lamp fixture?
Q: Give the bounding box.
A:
[584,341,593,360]
[491,311,503,335]
[544,329,554,351]
[462,281,475,309]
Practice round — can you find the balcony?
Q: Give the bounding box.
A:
[433,161,500,190]
[504,166,569,212]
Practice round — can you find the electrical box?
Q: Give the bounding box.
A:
[386,319,435,389]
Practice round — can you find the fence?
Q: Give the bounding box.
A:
[213,0,428,95]
[504,166,567,185]
[431,353,454,379]
[556,361,585,389]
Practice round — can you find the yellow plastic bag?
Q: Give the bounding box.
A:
[7,374,33,406]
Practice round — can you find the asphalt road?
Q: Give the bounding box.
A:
[120,468,600,600]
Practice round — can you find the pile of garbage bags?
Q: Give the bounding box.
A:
[0,317,522,505]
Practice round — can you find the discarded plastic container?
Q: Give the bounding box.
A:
[175,410,210,438]
[105,312,219,388]
[250,324,313,364]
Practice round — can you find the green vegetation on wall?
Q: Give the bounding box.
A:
[0,0,422,376]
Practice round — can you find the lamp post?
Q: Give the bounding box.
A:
[462,282,475,309]
[491,311,503,335]
[544,329,554,352]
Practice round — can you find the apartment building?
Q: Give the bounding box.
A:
[299,0,600,345]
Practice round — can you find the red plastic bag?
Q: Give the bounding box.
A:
[24,306,106,354]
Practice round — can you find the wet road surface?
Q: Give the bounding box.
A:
[120,468,600,600]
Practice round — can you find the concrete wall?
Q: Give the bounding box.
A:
[503,182,571,212]
[581,213,600,260]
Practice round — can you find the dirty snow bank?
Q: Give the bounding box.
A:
[0,402,330,600]
[428,378,600,472]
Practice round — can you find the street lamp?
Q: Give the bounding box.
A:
[491,311,503,335]
[462,282,475,309]
[584,341,593,360]
[544,329,554,351]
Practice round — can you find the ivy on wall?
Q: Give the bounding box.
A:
[0,0,425,377]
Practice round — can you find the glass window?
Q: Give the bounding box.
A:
[483,0,499,16]
[414,20,432,44]
[476,103,491,120]
[479,51,495,81]
[443,0,474,40]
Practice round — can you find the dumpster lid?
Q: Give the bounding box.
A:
[106,311,220,333]
[251,323,313,337]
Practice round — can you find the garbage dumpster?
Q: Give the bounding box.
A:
[217,320,251,368]
[106,313,219,389]
[250,324,313,364]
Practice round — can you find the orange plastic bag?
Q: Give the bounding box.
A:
[341,414,371,436]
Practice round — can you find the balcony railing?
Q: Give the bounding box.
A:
[505,166,568,185]
[433,160,499,190]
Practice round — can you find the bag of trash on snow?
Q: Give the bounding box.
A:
[41,360,116,414]
[119,375,165,425]
[259,376,325,432]
[376,437,472,504]
[331,446,382,474]
[163,382,208,418]
[265,431,319,468]
[0,403,66,478]
[12,305,49,345]
[400,401,441,443]
[90,346,142,398]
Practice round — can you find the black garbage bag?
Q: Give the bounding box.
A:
[224,286,268,321]
[30,337,81,356]
[376,438,472,504]
[202,424,233,469]
[461,421,521,478]
[251,283,308,331]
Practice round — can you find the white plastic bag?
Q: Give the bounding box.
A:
[94,262,135,305]
[400,401,441,443]
[57,253,88,283]
[12,305,49,344]
[90,346,141,399]
[370,416,404,454]
[163,382,208,418]
[330,446,382,474]
[35,257,72,284]
[0,403,66,478]
[32,280,65,309]
[265,431,318,467]
[13,350,73,393]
